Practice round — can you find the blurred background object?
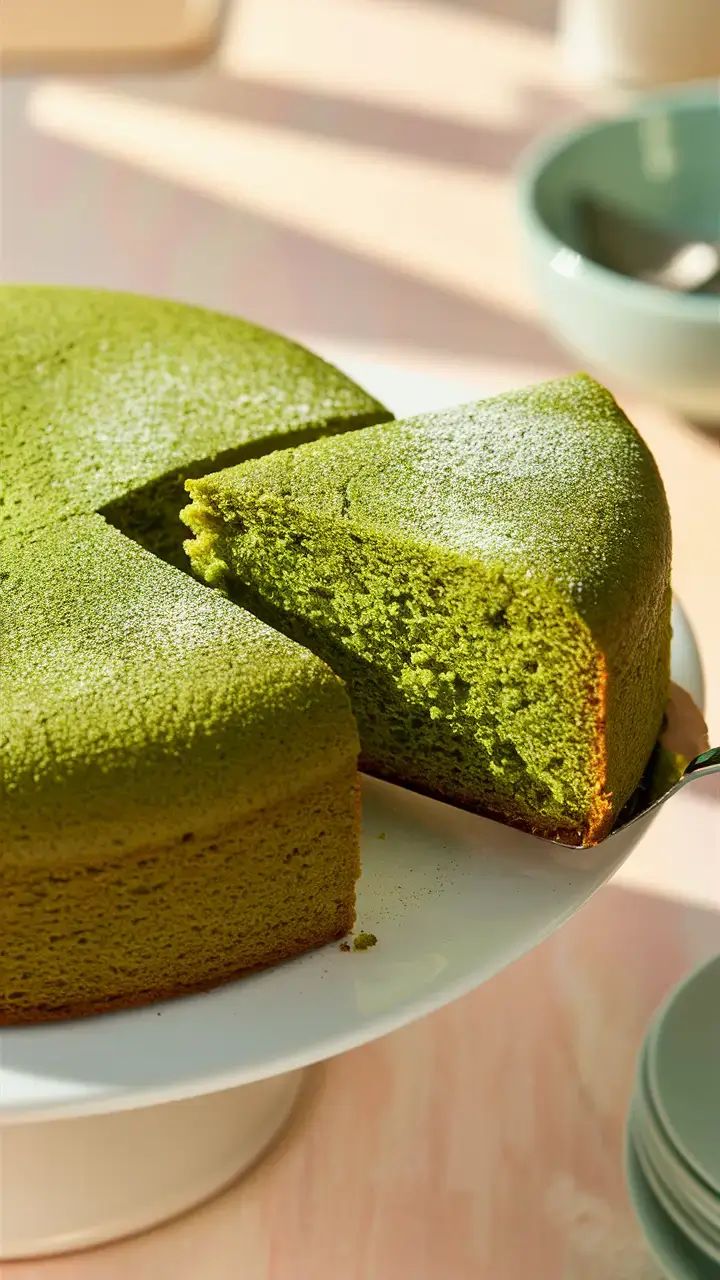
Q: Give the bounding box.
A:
[559,0,720,88]
[0,0,226,72]
[577,197,720,294]
[519,85,720,422]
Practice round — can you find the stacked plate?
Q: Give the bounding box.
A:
[627,954,720,1279]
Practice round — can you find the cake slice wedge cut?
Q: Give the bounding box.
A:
[183,374,672,845]
[0,285,390,555]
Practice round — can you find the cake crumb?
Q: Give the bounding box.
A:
[353,932,377,951]
[376,831,386,840]
[339,941,351,952]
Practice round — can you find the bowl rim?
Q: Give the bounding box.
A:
[517,80,720,320]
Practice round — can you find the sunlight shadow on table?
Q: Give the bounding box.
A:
[17,78,567,373]
[120,74,579,175]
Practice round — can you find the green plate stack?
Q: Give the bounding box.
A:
[627,954,720,1278]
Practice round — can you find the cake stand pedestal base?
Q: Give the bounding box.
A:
[0,1069,304,1259]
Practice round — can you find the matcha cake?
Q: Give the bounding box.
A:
[184,374,672,845]
[0,285,389,564]
[1,285,672,1022]
[1,516,360,1021]
[0,286,390,1024]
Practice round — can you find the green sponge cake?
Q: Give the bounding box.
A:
[0,286,389,1024]
[184,375,672,845]
[1,283,672,1022]
[1,516,359,1021]
[0,285,390,564]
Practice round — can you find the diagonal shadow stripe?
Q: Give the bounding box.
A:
[116,71,580,174]
[3,81,568,368]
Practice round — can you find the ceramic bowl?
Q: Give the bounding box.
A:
[518,83,720,423]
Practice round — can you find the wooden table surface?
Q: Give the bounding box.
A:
[2,2,718,1276]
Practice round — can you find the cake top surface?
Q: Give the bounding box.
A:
[1,285,382,858]
[1,514,356,860]
[192,374,671,634]
[0,284,387,526]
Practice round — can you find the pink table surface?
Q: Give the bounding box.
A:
[2,1,718,1275]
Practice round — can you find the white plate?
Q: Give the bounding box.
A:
[0,363,704,1124]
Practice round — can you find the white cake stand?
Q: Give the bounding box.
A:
[0,365,704,1259]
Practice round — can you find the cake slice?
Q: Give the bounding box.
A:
[184,374,672,845]
[1,515,359,1022]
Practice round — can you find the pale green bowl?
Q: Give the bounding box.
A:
[519,84,720,423]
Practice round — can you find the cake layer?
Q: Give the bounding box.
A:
[184,374,672,843]
[3,766,358,1024]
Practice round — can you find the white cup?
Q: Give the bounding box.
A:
[559,0,720,88]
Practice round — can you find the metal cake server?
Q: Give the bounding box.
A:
[555,747,720,850]
[613,746,720,834]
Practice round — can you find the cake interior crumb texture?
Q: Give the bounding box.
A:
[184,374,672,844]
